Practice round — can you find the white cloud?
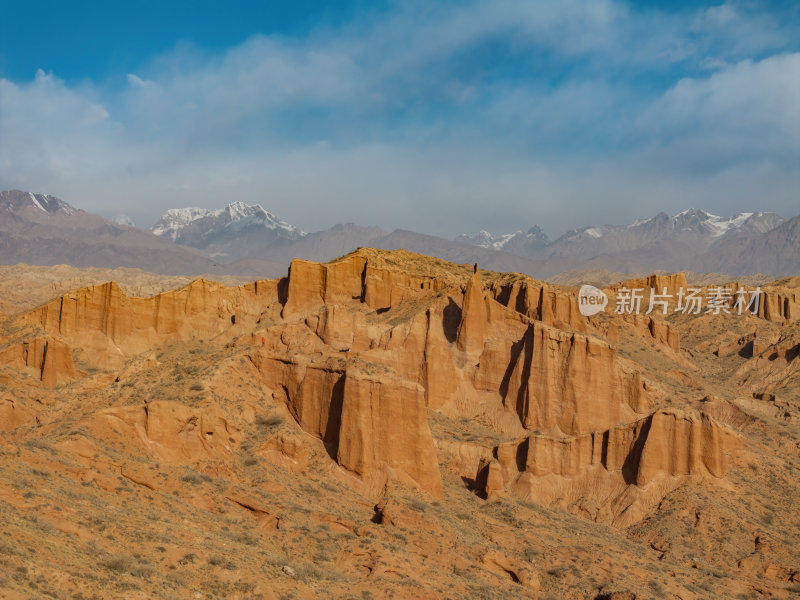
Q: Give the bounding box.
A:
[639,53,800,157]
[127,73,154,88]
[701,2,740,25]
[0,70,114,184]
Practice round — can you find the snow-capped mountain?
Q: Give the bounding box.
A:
[546,209,785,259]
[112,214,136,227]
[151,207,223,240]
[152,201,305,242]
[456,225,551,253]
[151,201,306,260]
[1,189,796,278]
[458,210,785,262]
[1,189,78,217]
[0,190,227,275]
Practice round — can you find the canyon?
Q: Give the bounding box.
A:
[0,249,798,599]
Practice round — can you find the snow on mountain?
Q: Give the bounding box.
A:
[112,214,136,227]
[456,225,550,252]
[456,229,510,250]
[0,190,78,216]
[671,209,754,237]
[151,201,305,242]
[584,227,603,238]
[546,209,786,261]
[28,192,46,212]
[151,207,219,239]
[457,209,786,262]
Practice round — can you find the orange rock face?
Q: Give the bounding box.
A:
[338,360,443,497]
[514,409,738,482]
[490,278,586,331]
[20,278,278,368]
[0,337,77,386]
[497,323,645,435]
[1,248,758,522]
[456,269,488,354]
[98,400,243,464]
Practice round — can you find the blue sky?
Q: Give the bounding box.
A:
[0,0,798,237]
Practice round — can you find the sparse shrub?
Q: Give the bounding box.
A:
[22,438,53,452]
[256,414,284,428]
[102,554,133,573]
[130,563,154,577]
[299,483,320,496]
[648,580,666,597]
[294,563,324,581]
[189,383,204,391]
[180,471,210,484]
[466,583,494,599]
[522,546,539,562]
[233,532,258,546]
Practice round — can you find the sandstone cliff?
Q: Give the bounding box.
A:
[1,248,754,520]
[0,336,77,386]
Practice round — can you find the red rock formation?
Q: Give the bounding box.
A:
[338,360,443,498]
[497,323,645,435]
[98,400,242,464]
[281,258,363,318]
[757,288,800,322]
[487,409,739,489]
[490,279,586,331]
[735,330,800,393]
[635,410,737,483]
[21,278,278,367]
[611,273,689,299]
[250,348,443,498]
[4,250,748,523]
[456,268,488,353]
[0,337,77,386]
[475,457,506,501]
[281,255,446,318]
[620,315,681,353]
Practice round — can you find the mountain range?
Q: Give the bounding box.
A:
[456,209,798,276]
[1,189,798,278]
[0,190,232,276]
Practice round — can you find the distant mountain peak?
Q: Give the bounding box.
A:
[455,209,787,269]
[456,225,550,252]
[150,201,306,260]
[112,214,136,227]
[151,201,306,242]
[0,189,78,216]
